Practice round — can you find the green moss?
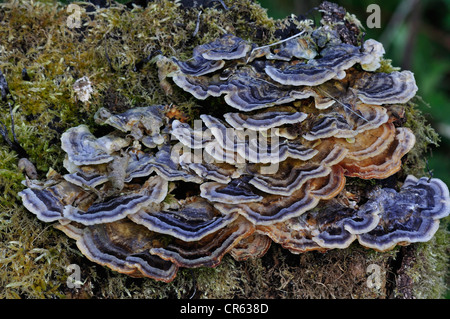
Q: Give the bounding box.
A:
[396,219,449,299]
[0,206,73,298]
[376,58,400,74]
[402,97,441,178]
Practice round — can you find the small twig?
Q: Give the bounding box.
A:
[318,88,369,123]
[0,121,11,147]
[0,70,10,102]
[212,0,229,10]
[192,10,202,37]
[0,70,30,160]
[359,32,366,52]
[104,45,115,73]
[8,101,18,143]
[246,30,306,63]
[0,102,29,159]
[188,269,197,299]
[251,30,306,53]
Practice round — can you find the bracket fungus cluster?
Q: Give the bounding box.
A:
[19,7,449,283]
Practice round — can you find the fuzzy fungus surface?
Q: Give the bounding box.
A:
[0,0,447,298]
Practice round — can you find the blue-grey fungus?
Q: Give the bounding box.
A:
[129,198,239,242]
[55,220,179,282]
[19,12,448,282]
[353,71,418,105]
[149,216,254,268]
[61,125,116,166]
[224,111,307,131]
[357,176,450,251]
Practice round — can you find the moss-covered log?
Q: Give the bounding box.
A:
[0,0,447,299]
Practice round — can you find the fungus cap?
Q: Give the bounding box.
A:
[358,176,450,251]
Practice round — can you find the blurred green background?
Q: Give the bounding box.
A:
[257,0,450,185]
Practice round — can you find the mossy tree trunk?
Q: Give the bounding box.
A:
[0,0,447,299]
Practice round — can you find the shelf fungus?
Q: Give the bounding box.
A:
[19,7,449,282]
